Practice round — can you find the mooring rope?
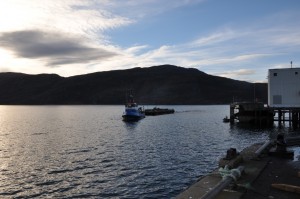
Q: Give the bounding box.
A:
[218,165,242,182]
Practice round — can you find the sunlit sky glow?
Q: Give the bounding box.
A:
[0,0,299,82]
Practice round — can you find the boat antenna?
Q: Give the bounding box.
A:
[291,61,293,68]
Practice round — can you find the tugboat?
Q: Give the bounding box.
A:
[122,91,145,122]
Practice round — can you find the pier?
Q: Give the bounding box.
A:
[229,102,300,128]
[176,137,300,199]
[229,102,274,126]
[177,67,300,198]
[272,107,300,128]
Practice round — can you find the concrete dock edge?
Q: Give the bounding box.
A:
[175,140,300,199]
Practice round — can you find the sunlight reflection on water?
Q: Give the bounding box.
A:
[0,105,299,198]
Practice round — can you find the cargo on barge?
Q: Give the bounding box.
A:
[144,107,175,116]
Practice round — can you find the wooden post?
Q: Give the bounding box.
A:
[278,109,282,127]
[296,111,298,128]
[259,110,262,127]
[292,111,297,129]
[289,110,292,127]
[298,111,300,128]
[230,104,235,123]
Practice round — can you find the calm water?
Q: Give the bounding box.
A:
[0,105,298,198]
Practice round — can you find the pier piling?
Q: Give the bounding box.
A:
[229,103,300,128]
[274,108,300,128]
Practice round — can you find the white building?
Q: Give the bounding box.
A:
[268,68,300,107]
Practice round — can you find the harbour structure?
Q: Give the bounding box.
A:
[229,67,300,127]
[176,136,300,199]
[229,102,274,126]
[177,66,300,198]
[268,67,300,127]
[268,67,300,107]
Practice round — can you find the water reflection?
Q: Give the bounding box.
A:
[0,105,299,199]
[123,120,141,130]
[291,147,300,161]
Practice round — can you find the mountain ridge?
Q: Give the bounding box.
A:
[0,65,267,105]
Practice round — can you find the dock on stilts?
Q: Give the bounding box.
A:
[229,102,300,128]
[229,102,274,127]
[272,107,300,128]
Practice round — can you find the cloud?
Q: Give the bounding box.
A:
[219,69,256,76]
[192,29,235,47]
[0,0,299,83]
[0,0,204,36]
[215,69,256,80]
[0,1,132,40]
[0,67,12,73]
[124,45,149,54]
[0,30,117,67]
[0,0,210,71]
[94,0,206,19]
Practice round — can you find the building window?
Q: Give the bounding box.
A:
[273,73,277,76]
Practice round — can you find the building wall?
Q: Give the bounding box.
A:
[268,68,300,107]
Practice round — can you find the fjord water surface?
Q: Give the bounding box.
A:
[0,105,291,198]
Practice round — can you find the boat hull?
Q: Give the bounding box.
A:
[122,114,145,122]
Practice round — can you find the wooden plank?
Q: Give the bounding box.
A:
[271,184,300,194]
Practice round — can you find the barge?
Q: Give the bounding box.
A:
[144,107,175,116]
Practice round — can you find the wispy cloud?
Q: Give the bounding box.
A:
[212,69,261,83]
[94,0,206,18]
[216,69,256,77]
[0,0,132,39]
[192,28,235,47]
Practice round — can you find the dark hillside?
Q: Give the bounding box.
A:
[0,65,267,105]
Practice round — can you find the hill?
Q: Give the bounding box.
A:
[0,65,267,105]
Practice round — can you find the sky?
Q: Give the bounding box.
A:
[0,0,299,82]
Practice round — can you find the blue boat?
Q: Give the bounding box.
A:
[122,92,145,121]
